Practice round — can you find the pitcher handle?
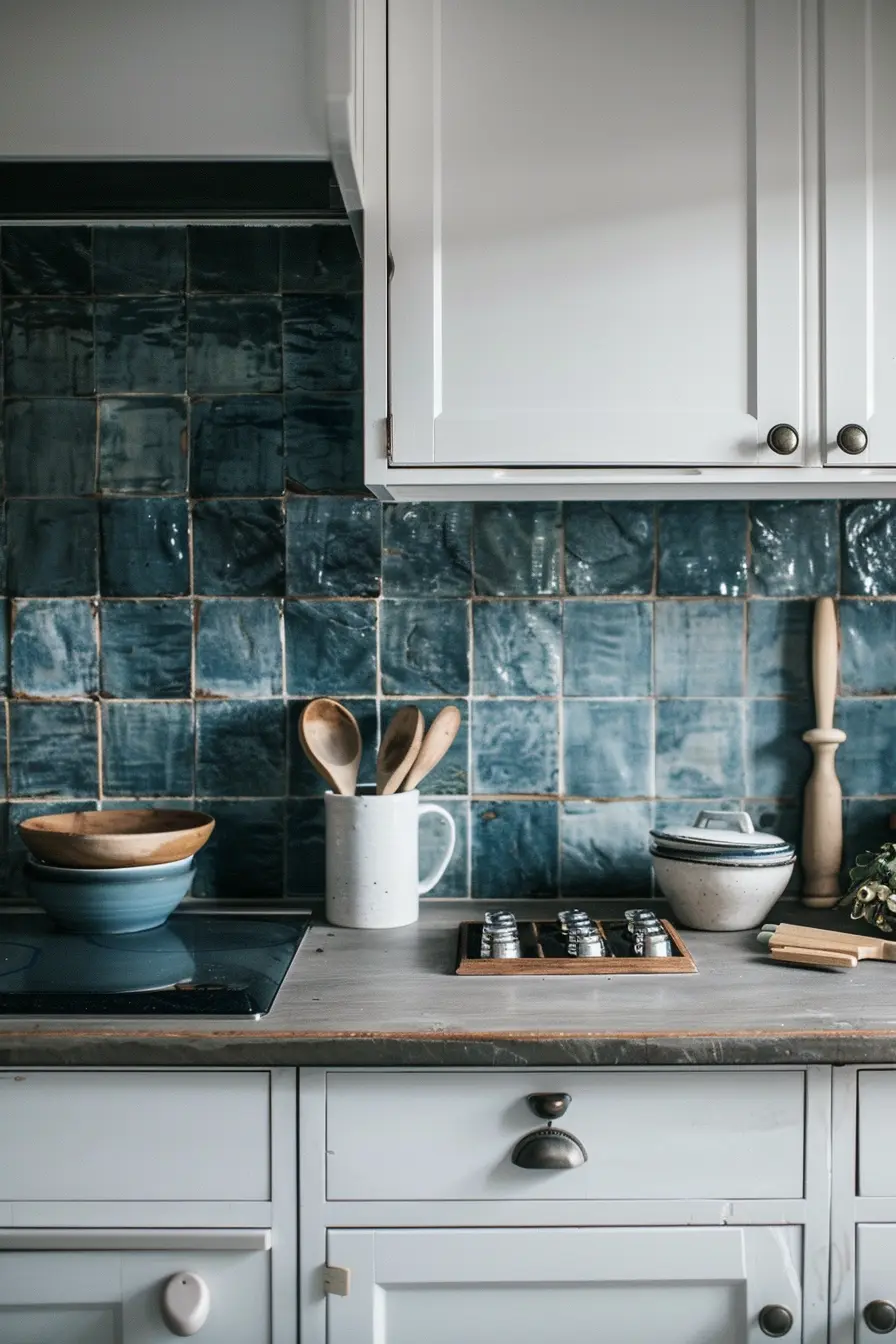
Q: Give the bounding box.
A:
[417,805,457,895]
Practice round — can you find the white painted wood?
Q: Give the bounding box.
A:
[326,1225,801,1344]
[823,0,896,465]
[857,1071,896,1195]
[0,1248,270,1343]
[855,1225,896,1343]
[0,1229,271,1251]
[324,1069,805,1201]
[269,1068,298,1344]
[0,0,326,160]
[386,0,804,470]
[0,1071,270,1202]
[5,1201,273,1229]
[830,1065,859,1344]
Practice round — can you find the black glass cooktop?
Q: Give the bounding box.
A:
[0,909,311,1017]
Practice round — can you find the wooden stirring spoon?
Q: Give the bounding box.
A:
[299,698,362,796]
[376,706,424,795]
[401,705,461,792]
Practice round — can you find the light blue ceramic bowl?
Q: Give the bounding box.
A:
[24,856,195,934]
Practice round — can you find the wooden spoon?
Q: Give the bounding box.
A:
[376,706,424,795]
[299,698,362,796]
[401,705,462,792]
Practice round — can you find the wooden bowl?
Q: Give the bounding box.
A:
[18,809,215,870]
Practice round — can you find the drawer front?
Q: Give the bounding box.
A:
[326,1070,805,1201]
[0,1071,270,1203]
[858,1071,896,1195]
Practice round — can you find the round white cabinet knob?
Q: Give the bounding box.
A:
[161,1271,211,1336]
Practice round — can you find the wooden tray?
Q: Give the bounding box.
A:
[455,919,696,975]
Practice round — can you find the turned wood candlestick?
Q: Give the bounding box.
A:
[801,597,846,908]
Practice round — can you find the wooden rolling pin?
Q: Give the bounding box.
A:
[801,598,847,908]
[759,921,896,969]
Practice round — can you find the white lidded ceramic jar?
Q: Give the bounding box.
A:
[650,810,796,932]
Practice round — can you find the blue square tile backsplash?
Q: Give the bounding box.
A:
[0,221,895,903]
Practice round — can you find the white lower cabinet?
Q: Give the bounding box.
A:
[326,1225,802,1344]
[0,1246,270,1343]
[856,1226,896,1342]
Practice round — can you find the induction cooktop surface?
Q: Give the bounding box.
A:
[0,908,311,1017]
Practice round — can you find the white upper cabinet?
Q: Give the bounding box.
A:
[386,0,804,473]
[823,0,896,467]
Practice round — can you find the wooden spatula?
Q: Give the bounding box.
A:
[760,921,896,969]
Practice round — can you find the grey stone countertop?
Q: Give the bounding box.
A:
[2,900,896,1067]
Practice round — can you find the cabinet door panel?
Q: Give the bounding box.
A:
[857,1225,896,1341]
[388,0,804,468]
[327,1226,801,1343]
[823,0,896,465]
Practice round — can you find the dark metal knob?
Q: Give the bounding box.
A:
[758,1304,793,1336]
[511,1127,587,1169]
[865,1300,896,1333]
[837,423,868,454]
[527,1093,570,1121]
[766,423,800,456]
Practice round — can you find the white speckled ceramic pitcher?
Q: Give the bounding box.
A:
[324,788,456,929]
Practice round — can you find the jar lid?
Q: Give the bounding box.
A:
[649,810,794,862]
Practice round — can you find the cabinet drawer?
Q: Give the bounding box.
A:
[325,1070,805,1201]
[0,1071,270,1202]
[857,1071,896,1195]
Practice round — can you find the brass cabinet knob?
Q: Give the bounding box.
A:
[527,1093,571,1121]
[766,423,800,455]
[511,1127,587,1169]
[837,423,868,454]
[865,1300,896,1334]
[758,1304,794,1336]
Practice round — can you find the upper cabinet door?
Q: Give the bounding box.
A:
[823,0,896,466]
[388,0,804,469]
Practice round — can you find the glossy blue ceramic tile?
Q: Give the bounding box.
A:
[100,498,189,597]
[473,600,561,696]
[380,699,469,795]
[473,503,561,596]
[746,600,811,697]
[8,501,98,596]
[194,799,285,900]
[102,702,193,798]
[281,224,362,292]
[842,501,896,596]
[842,799,895,879]
[188,297,282,394]
[382,503,473,596]
[563,600,652,697]
[471,800,558,899]
[94,227,186,294]
[835,699,896,796]
[564,503,655,596]
[380,600,470,696]
[283,393,364,493]
[419,798,468,899]
[11,600,97,697]
[657,502,748,596]
[100,601,192,699]
[0,600,8,696]
[192,499,284,597]
[3,299,94,395]
[4,399,97,496]
[9,702,97,798]
[284,600,377,696]
[840,601,896,694]
[196,701,286,797]
[560,800,652,898]
[564,699,653,798]
[188,226,279,293]
[190,396,283,497]
[471,700,558,795]
[287,497,381,597]
[749,501,838,596]
[196,599,283,697]
[286,798,325,897]
[655,699,745,797]
[746,699,813,798]
[1,227,91,295]
[288,698,378,795]
[98,396,187,494]
[95,298,186,394]
[745,801,802,856]
[282,295,362,391]
[652,799,744,832]
[654,601,743,698]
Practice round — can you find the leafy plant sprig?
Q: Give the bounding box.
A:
[841,842,896,933]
